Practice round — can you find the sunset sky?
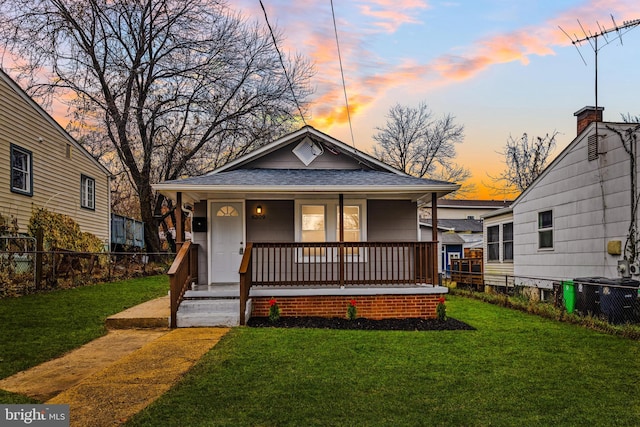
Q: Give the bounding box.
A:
[232,0,640,199]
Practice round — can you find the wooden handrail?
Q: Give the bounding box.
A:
[239,242,253,325]
[168,241,198,328]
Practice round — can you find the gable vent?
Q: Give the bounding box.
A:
[293,136,324,166]
[588,134,598,161]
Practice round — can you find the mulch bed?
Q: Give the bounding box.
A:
[247,316,475,331]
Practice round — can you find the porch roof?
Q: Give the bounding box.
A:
[155,168,459,203]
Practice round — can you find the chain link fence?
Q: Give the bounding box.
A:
[1,243,174,297]
[450,272,640,326]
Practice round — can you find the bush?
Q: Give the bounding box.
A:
[28,207,104,252]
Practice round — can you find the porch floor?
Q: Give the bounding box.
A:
[186,282,447,298]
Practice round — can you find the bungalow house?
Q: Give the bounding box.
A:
[154,125,458,327]
[0,68,111,244]
[482,106,640,289]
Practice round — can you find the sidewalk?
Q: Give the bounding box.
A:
[0,297,230,427]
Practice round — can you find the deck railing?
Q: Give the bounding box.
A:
[239,241,437,324]
[168,241,199,328]
[450,258,483,287]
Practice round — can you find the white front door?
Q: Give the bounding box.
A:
[211,201,244,283]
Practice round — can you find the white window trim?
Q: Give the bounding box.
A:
[10,144,32,195]
[537,210,554,251]
[81,175,95,210]
[294,198,367,262]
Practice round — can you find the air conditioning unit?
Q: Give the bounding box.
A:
[292,137,323,166]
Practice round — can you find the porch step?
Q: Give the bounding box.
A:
[176,298,239,327]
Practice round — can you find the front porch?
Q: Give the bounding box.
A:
[169,240,446,327]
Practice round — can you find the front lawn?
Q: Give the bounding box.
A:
[128,296,640,426]
[0,275,168,403]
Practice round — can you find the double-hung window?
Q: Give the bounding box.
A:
[487,225,499,261]
[10,144,32,196]
[301,205,326,258]
[297,200,365,260]
[81,175,95,210]
[503,222,513,261]
[538,210,553,249]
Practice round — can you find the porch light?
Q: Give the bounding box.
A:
[256,205,263,215]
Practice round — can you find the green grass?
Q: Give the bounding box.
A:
[128,296,640,427]
[0,275,168,403]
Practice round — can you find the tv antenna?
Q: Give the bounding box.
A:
[560,16,640,140]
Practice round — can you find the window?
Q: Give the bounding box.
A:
[302,205,325,242]
[216,205,239,217]
[538,210,553,249]
[301,205,326,258]
[487,225,499,261]
[81,175,95,210]
[337,205,361,242]
[10,144,32,195]
[503,222,513,261]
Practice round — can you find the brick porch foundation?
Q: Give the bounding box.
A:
[250,293,445,320]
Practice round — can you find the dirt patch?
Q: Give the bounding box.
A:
[47,328,229,427]
[247,316,475,331]
[0,329,169,401]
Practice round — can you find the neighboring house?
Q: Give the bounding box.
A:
[0,68,111,244]
[420,200,510,276]
[420,218,484,275]
[481,206,514,287]
[155,125,458,326]
[483,106,640,286]
[421,199,511,220]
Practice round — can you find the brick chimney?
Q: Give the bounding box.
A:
[574,106,604,135]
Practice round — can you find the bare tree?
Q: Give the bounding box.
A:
[0,0,313,252]
[372,102,469,193]
[492,132,558,193]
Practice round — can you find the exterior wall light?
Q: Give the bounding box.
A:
[256,205,263,215]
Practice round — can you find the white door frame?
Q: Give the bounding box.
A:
[208,199,246,284]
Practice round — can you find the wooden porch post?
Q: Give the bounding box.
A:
[175,192,184,252]
[339,193,344,286]
[431,193,439,285]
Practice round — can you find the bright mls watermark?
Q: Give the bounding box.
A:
[1,405,69,426]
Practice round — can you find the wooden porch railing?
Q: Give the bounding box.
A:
[239,241,437,325]
[168,241,199,328]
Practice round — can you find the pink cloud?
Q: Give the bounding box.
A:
[358,0,430,33]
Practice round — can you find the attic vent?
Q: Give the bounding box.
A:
[588,134,598,161]
[293,136,323,166]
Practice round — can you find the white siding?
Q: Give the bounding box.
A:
[513,124,638,280]
[483,211,514,285]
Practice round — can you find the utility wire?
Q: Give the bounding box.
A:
[258,0,307,126]
[330,0,356,149]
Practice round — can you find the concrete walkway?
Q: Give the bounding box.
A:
[0,297,230,427]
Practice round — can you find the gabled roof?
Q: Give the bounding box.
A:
[210,125,401,175]
[510,120,638,209]
[0,68,111,177]
[155,125,460,203]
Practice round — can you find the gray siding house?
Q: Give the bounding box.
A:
[155,125,458,326]
[483,107,640,286]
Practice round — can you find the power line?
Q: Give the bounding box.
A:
[258,0,307,126]
[330,0,356,149]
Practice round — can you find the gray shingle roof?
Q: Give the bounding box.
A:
[162,168,453,188]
